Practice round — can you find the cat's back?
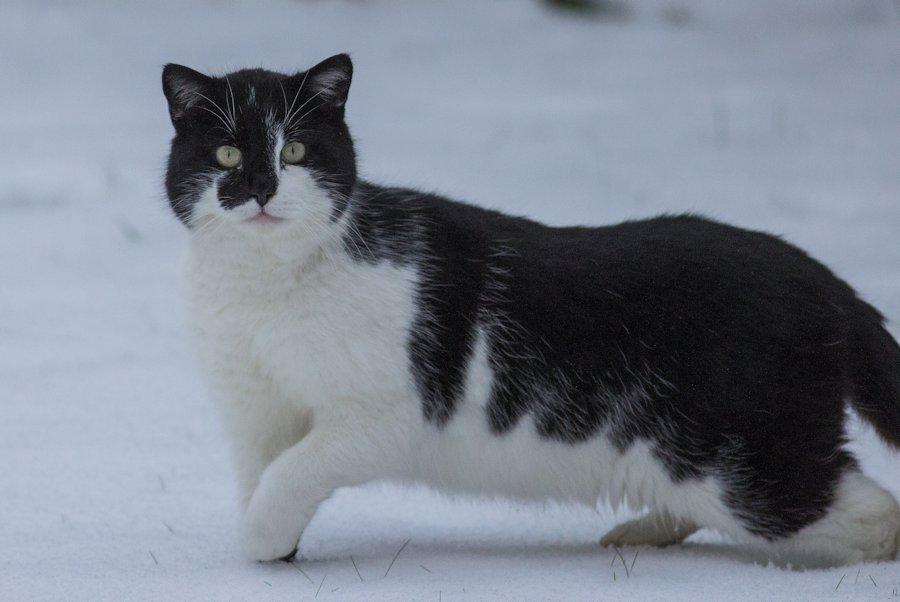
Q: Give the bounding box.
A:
[366,185,834,281]
[368,187,868,323]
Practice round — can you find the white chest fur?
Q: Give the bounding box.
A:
[181,237,421,417]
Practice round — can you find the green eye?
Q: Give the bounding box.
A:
[281,142,306,165]
[215,145,242,168]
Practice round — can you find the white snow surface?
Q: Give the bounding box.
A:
[2,0,900,600]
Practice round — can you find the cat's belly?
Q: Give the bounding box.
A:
[410,402,718,511]
[401,330,732,529]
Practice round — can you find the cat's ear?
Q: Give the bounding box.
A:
[162,64,214,126]
[304,54,353,110]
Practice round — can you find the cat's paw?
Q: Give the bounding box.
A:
[600,512,698,548]
[240,504,301,562]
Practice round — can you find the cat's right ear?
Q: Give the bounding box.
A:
[304,54,353,111]
[162,64,213,127]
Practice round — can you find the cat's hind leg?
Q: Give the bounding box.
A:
[600,511,699,548]
[768,471,900,567]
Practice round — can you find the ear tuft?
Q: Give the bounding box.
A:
[307,54,353,108]
[162,64,213,125]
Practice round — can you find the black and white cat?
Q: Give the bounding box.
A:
[162,54,900,567]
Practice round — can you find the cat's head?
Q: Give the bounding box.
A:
[162,54,356,235]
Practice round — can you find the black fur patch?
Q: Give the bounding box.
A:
[346,188,883,537]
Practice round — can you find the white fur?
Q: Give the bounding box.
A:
[309,66,349,105]
[182,168,900,565]
[759,471,900,567]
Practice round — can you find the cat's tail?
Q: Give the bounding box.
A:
[847,316,900,449]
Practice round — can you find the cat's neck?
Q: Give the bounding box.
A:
[185,205,354,283]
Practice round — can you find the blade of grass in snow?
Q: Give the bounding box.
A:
[384,539,411,578]
[288,561,316,586]
[350,555,364,581]
[315,575,326,599]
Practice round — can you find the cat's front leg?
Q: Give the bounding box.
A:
[240,420,376,561]
[227,403,313,513]
[206,370,314,513]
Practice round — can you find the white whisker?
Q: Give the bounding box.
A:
[284,70,310,125]
[225,76,237,131]
[190,91,236,136]
[285,90,327,130]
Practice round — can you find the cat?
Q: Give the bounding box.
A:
[161,54,900,567]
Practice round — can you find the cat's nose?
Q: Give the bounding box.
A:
[252,192,274,208]
[248,177,277,208]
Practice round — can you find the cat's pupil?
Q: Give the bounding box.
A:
[281,142,306,165]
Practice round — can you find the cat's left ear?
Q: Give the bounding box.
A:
[304,54,353,110]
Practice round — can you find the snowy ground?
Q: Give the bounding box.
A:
[2,0,900,599]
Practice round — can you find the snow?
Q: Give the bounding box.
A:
[2,0,899,599]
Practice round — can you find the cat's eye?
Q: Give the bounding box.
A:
[215,145,242,168]
[281,142,306,165]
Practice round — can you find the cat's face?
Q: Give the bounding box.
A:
[162,54,356,235]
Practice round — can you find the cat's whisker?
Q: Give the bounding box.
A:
[331,208,376,262]
[196,106,234,134]
[189,90,233,125]
[190,93,236,137]
[302,210,345,272]
[314,185,375,261]
[208,214,236,240]
[290,100,327,129]
[285,126,315,139]
[224,79,232,121]
[188,216,216,238]
[283,70,310,126]
[191,214,225,238]
[278,80,289,117]
[285,90,327,130]
[225,76,237,129]
[210,125,229,134]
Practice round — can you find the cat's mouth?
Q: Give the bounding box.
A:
[245,211,286,226]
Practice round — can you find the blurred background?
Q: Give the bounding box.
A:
[2,1,899,599]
